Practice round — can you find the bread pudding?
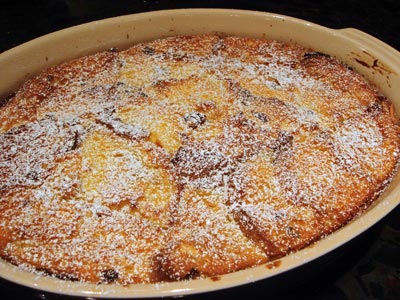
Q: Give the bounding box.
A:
[0,35,399,284]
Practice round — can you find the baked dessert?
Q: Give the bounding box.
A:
[0,35,399,284]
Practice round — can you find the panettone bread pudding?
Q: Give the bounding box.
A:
[0,35,399,284]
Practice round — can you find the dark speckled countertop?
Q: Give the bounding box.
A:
[0,1,399,299]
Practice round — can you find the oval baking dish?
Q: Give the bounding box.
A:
[0,9,399,298]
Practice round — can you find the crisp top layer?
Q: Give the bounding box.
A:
[0,35,399,284]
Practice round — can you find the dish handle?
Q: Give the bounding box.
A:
[338,28,400,68]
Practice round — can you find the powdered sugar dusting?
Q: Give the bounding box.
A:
[0,35,399,285]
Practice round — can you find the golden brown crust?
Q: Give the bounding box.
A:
[0,35,399,284]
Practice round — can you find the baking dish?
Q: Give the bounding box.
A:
[0,8,399,298]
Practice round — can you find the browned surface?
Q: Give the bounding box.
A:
[0,35,399,284]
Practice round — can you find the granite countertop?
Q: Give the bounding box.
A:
[0,1,399,299]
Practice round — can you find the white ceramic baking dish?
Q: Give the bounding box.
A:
[0,8,399,298]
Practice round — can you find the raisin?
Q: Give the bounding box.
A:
[184,112,206,129]
[303,51,331,60]
[253,111,269,122]
[142,46,155,55]
[101,269,119,283]
[184,268,201,280]
[171,141,227,179]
